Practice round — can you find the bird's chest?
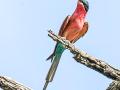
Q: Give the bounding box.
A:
[67,18,84,32]
[70,18,84,30]
[62,18,84,41]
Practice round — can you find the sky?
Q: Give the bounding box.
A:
[0,0,120,90]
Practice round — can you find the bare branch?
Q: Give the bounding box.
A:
[0,76,31,90]
[48,30,120,81]
[0,30,119,90]
[107,81,120,90]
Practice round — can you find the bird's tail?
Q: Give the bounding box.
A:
[43,43,65,90]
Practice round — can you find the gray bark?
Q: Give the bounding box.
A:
[0,30,120,90]
[107,81,120,90]
[48,30,120,90]
[0,76,31,90]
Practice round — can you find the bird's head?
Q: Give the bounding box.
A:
[78,0,89,12]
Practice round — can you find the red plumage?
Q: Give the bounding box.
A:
[43,1,89,90]
[59,0,88,43]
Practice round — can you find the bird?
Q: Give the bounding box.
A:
[43,0,89,90]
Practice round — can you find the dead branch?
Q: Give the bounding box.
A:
[48,30,120,81]
[48,30,120,90]
[0,76,31,90]
[107,81,120,90]
[0,30,120,90]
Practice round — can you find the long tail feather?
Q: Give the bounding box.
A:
[43,54,62,90]
[43,43,65,90]
[46,54,61,82]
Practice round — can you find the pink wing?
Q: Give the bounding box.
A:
[59,15,71,36]
[71,22,89,43]
[47,15,71,60]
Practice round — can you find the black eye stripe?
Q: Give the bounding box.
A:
[82,1,89,12]
[85,4,89,12]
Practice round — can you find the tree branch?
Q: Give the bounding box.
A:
[107,81,120,90]
[0,76,31,90]
[0,30,119,90]
[48,30,120,81]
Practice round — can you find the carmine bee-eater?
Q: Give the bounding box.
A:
[43,0,89,90]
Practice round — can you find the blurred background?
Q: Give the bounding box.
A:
[0,0,120,90]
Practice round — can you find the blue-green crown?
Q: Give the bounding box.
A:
[80,0,89,12]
